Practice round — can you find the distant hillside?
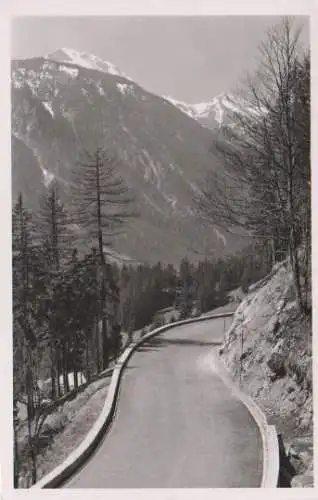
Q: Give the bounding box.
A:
[11,51,246,265]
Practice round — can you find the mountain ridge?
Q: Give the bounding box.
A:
[163,93,260,129]
[11,50,246,265]
[12,48,244,130]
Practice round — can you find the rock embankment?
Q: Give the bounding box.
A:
[219,260,313,488]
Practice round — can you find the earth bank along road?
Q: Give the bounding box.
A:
[65,318,263,488]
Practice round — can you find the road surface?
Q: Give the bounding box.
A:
[64,318,263,488]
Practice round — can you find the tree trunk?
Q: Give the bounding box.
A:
[303,207,311,313]
[239,328,244,385]
[26,374,37,485]
[271,236,276,267]
[62,361,69,394]
[287,153,305,315]
[26,364,34,421]
[94,318,101,374]
[95,151,109,371]
[50,369,56,401]
[65,371,70,393]
[86,339,91,381]
[74,369,78,390]
[101,319,109,370]
[100,272,109,370]
[13,403,19,488]
[14,436,19,487]
[50,345,57,401]
[289,230,304,314]
[61,345,70,393]
[57,351,62,398]
[30,441,37,485]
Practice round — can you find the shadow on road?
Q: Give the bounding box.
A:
[137,336,222,351]
[159,337,222,347]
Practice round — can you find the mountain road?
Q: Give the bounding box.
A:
[64,317,263,488]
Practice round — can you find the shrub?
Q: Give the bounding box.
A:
[267,351,286,379]
[140,327,148,337]
[152,314,165,330]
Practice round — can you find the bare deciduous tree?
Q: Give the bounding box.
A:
[195,17,310,313]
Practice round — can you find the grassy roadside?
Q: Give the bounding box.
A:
[17,374,112,488]
[17,329,146,489]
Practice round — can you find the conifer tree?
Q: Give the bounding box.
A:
[12,194,44,485]
[72,147,136,369]
[37,183,71,398]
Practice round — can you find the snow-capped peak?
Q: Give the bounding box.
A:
[163,93,260,128]
[45,48,130,79]
[164,94,231,126]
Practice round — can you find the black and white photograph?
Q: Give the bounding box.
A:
[7,4,314,493]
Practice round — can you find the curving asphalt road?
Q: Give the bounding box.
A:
[65,318,263,488]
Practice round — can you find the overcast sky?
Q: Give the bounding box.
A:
[11,16,309,102]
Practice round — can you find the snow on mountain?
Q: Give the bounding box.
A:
[116,83,135,96]
[45,48,130,79]
[59,64,79,78]
[11,53,247,264]
[163,96,198,120]
[164,93,244,128]
[164,93,266,129]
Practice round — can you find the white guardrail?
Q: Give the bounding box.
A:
[31,312,279,489]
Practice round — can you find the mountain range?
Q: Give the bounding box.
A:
[162,94,238,129]
[11,48,246,265]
